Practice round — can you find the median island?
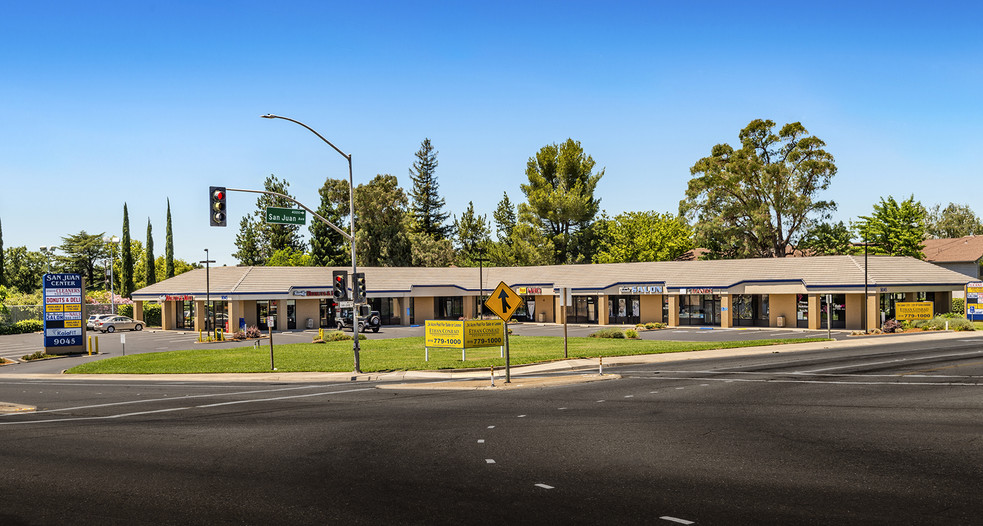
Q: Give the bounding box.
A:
[65,335,828,375]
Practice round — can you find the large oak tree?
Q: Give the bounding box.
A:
[680,119,837,259]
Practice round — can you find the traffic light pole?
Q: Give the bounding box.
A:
[224,187,361,373]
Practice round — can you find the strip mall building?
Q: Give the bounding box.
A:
[131,255,970,333]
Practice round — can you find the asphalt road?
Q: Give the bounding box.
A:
[1,334,981,525]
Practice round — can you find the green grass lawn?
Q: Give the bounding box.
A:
[65,335,827,375]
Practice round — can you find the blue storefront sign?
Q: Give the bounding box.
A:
[43,273,85,349]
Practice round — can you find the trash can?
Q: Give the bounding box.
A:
[306,318,314,329]
[538,313,546,322]
[239,318,246,330]
[777,315,785,327]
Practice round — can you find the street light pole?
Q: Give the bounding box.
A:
[261,113,361,373]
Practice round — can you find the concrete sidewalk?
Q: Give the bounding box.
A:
[0,330,976,386]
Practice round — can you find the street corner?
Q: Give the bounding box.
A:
[377,373,621,391]
[0,402,37,414]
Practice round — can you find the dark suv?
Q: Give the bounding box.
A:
[336,305,381,333]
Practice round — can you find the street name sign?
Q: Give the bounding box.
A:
[265,207,306,225]
[485,281,522,322]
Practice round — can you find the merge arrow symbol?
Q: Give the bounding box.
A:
[498,289,511,314]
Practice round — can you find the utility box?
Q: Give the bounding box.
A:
[777,315,786,327]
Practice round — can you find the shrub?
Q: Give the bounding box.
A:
[590,328,626,339]
[645,322,666,329]
[913,317,975,331]
[245,326,262,338]
[118,304,134,318]
[21,351,49,361]
[231,330,246,340]
[881,319,900,333]
[142,303,162,327]
[0,319,44,335]
[624,329,639,339]
[951,298,965,315]
[319,330,354,342]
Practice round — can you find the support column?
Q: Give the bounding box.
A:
[134,301,144,326]
[668,295,680,327]
[808,294,821,330]
[194,300,206,332]
[720,294,733,328]
[867,293,879,333]
[597,296,608,325]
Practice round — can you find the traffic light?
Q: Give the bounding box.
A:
[353,272,366,302]
[332,270,349,301]
[209,186,227,227]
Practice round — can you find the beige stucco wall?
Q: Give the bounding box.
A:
[769,294,796,328]
[640,295,662,323]
[534,295,554,322]
[808,295,821,330]
[161,301,175,330]
[846,294,864,330]
[297,299,320,330]
[597,296,609,325]
[415,297,435,323]
[667,295,680,327]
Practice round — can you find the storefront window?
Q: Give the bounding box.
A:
[679,295,720,326]
[821,294,847,329]
[319,299,335,328]
[879,293,906,322]
[368,298,397,325]
[256,300,278,331]
[734,295,769,327]
[436,297,463,320]
[211,301,228,332]
[176,300,194,329]
[607,295,640,325]
[286,300,296,330]
[567,296,597,324]
[796,294,809,328]
[513,296,538,322]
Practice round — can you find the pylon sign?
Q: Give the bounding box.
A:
[484,281,522,322]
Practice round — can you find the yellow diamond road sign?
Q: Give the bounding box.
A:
[485,281,522,322]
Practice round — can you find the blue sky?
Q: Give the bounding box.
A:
[2,1,981,267]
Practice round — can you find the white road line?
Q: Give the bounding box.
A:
[535,484,554,489]
[477,439,485,443]
[640,376,983,387]
[624,395,634,398]
[596,400,605,403]
[485,459,496,464]
[660,516,694,525]
[517,414,526,418]
[487,425,495,429]
[2,384,347,416]
[0,387,374,425]
[557,407,567,410]
[799,349,983,373]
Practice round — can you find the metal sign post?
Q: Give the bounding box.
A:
[484,282,522,383]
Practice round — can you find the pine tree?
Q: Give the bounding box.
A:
[165,198,175,279]
[121,203,134,297]
[493,192,516,244]
[145,218,156,286]
[309,177,350,266]
[454,201,491,266]
[408,138,451,239]
[233,216,263,265]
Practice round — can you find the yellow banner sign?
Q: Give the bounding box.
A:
[896,302,933,321]
[64,320,82,328]
[64,304,82,312]
[464,320,504,348]
[967,287,983,294]
[425,320,505,349]
[46,304,64,312]
[425,320,464,348]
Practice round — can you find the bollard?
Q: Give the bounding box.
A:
[599,356,603,376]
[95,336,99,355]
[88,336,92,356]
[490,367,495,387]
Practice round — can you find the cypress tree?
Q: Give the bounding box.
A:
[146,218,156,286]
[165,198,175,279]
[0,217,4,287]
[121,203,134,297]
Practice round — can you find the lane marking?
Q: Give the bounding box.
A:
[660,516,694,525]
[1,384,357,417]
[477,439,485,443]
[596,400,605,403]
[0,387,374,426]
[624,395,634,398]
[535,484,554,490]
[631,376,983,387]
[487,425,495,429]
[517,414,526,418]
[485,459,496,464]
[800,350,983,373]
[558,407,567,410]
[899,359,983,376]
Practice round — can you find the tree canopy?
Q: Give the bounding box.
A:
[519,139,604,264]
[354,174,412,267]
[854,195,926,258]
[57,230,108,287]
[165,198,175,279]
[680,119,837,259]
[593,211,693,263]
[145,218,156,286]
[454,201,491,266]
[121,203,134,297]
[925,202,983,239]
[799,221,853,256]
[309,177,350,266]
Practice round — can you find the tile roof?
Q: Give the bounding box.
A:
[922,236,983,263]
[132,255,971,300]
